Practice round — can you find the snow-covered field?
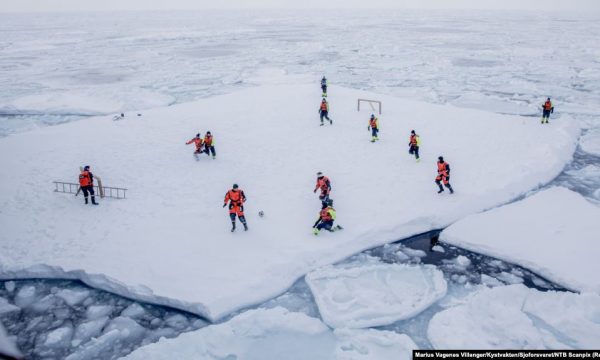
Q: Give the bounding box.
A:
[1,9,600,359]
[0,82,579,322]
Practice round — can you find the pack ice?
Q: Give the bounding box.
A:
[0,84,579,321]
[440,187,600,293]
[306,263,447,328]
[428,284,600,349]
[123,307,417,360]
[580,128,600,157]
[0,321,22,360]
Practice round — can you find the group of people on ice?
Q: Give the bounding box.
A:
[186,131,216,159]
[77,76,554,236]
[319,77,333,126]
[185,131,248,232]
[312,172,342,235]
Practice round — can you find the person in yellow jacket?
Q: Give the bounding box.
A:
[203,131,216,159]
[367,114,379,142]
[408,130,421,162]
[313,199,343,235]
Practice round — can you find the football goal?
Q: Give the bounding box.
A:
[357,98,382,115]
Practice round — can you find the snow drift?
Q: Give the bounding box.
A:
[440,187,600,293]
[0,83,579,321]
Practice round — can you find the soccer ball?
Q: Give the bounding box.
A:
[258,211,264,218]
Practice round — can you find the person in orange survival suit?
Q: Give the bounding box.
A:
[186,133,204,154]
[203,131,216,159]
[541,97,554,124]
[408,130,421,162]
[313,171,332,207]
[223,184,248,232]
[318,98,331,125]
[435,156,454,194]
[312,198,342,235]
[367,114,379,142]
[79,165,98,205]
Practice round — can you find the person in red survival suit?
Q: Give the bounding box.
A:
[319,98,331,125]
[223,183,248,232]
[79,165,98,205]
[541,97,554,124]
[435,156,454,194]
[313,171,332,207]
[186,133,204,154]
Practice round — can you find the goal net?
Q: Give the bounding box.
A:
[357,98,382,115]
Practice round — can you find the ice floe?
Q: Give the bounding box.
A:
[124,307,417,360]
[428,284,600,349]
[306,263,447,328]
[441,187,600,293]
[0,321,22,359]
[0,84,579,320]
[580,128,600,156]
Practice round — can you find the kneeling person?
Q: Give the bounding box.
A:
[313,199,342,235]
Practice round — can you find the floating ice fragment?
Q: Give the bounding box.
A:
[306,263,447,328]
[4,282,15,293]
[0,298,20,315]
[15,285,36,308]
[432,245,445,253]
[71,317,109,347]
[57,289,90,306]
[86,305,114,320]
[121,303,146,319]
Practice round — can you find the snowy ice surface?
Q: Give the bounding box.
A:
[0,321,22,359]
[124,307,417,360]
[428,284,600,349]
[0,84,579,321]
[305,263,447,328]
[441,187,600,293]
[1,10,599,137]
[580,129,600,156]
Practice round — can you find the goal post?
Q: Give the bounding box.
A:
[357,98,382,115]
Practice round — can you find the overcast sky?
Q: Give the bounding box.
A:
[1,0,599,12]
